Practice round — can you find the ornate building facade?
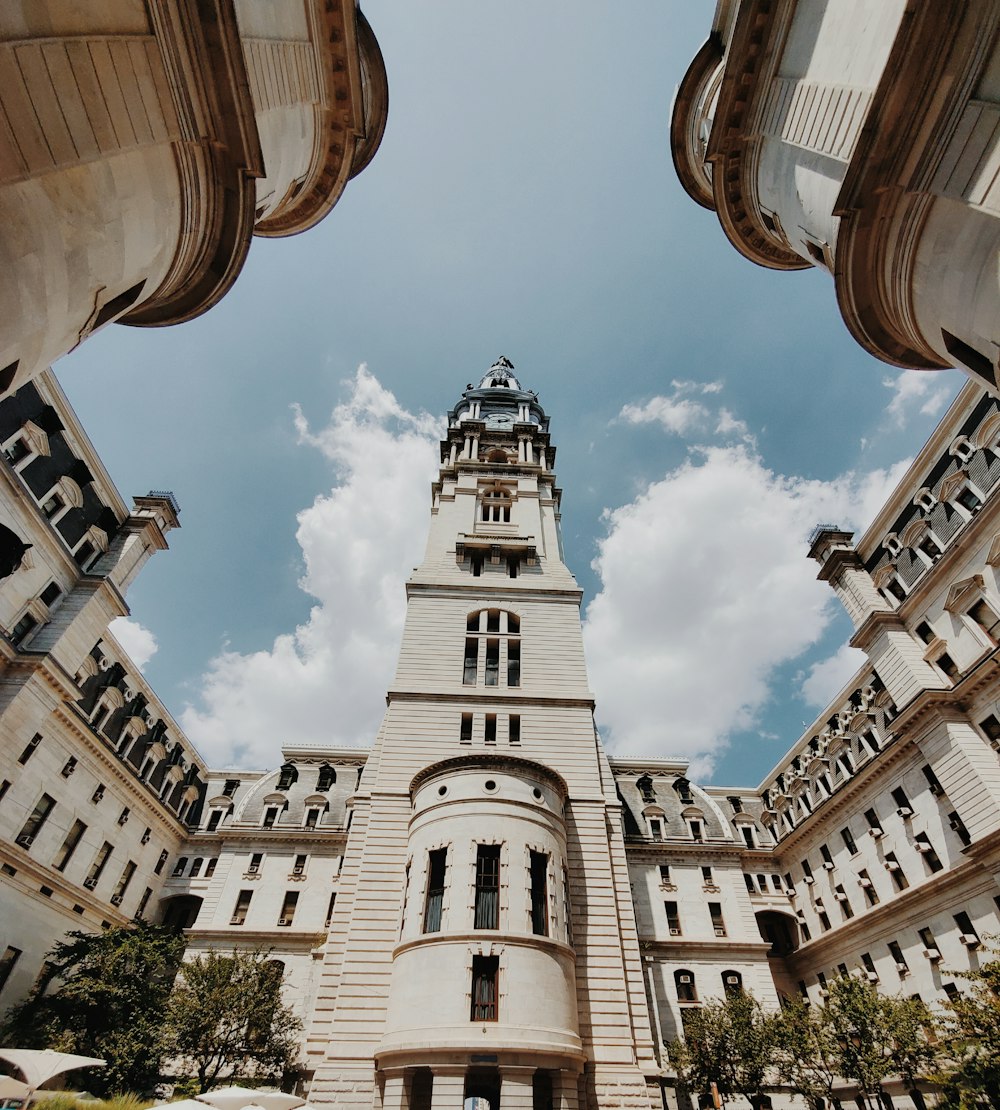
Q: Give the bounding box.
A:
[0,0,387,398]
[671,1,1000,388]
[3,360,1000,1110]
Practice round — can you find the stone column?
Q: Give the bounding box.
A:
[381,1069,409,1110]
[553,1071,580,1110]
[500,1065,536,1110]
[538,447,546,470]
[471,435,480,460]
[429,1067,466,1110]
[450,443,458,466]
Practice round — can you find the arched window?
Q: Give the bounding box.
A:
[480,484,513,523]
[722,970,743,996]
[277,762,298,791]
[674,968,697,1003]
[316,763,336,791]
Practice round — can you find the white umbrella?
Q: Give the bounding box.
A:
[0,1050,105,1093]
[149,1101,214,1110]
[0,1075,30,1107]
[197,1088,303,1110]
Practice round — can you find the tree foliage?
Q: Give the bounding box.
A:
[165,949,301,1092]
[933,950,1000,1109]
[817,975,936,1102]
[0,922,185,1096]
[772,995,840,1109]
[670,991,782,1109]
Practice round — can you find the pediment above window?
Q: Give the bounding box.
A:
[944,574,985,614]
[973,410,1000,450]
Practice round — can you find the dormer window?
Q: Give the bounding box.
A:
[317,763,336,791]
[913,488,936,513]
[277,763,298,791]
[950,435,975,464]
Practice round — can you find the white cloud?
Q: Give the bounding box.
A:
[180,366,442,768]
[619,395,709,436]
[800,642,868,708]
[108,617,159,672]
[583,445,910,777]
[618,381,754,445]
[882,370,954,428]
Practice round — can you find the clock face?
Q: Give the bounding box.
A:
[484,411,514,429]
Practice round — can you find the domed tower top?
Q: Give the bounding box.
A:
[478,355,522,390]
[448,357,547,431]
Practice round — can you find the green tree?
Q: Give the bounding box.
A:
[670,991,781,1109]
[165,949,301,1092]
[933,950,1000,1108]
[821,976,936,1109]
[0,922,185,1096]
[773,995,840,1110]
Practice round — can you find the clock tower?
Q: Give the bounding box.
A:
[307,360,657,1110]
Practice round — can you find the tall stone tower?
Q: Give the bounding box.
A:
[308,360,657,1110]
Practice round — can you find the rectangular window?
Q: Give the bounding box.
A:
[475,844,501,929]
[189,858,203,878]
[40,582,61,607]
[885,852,908,890]
[18,733,41,765]
[278,891,299,926]
[84,842,113,889]
[16,793,55,848]
[530,851,549,936]
[690,820,703,842]
[820,844,833,866]
[969,599,1000,640]
[485,640,500,686]
[136,888,152,918]
[858,869,879,906]
[52,819,87,872]
[948,810,971,847]
[841,826,857,855]
[263,806,279,828]
[507,640,520,687]
[834,884,854,919]
[325,892,337,928]
[61,757,77,777]
[484,714,496,745]
[922,764,944,796]
[223,778,240,796]
[744,873,755,894]
[463,639,478,685]
[154,850,168,875]
[818,910,831,931]
[204,859,218,878]
[665,901,681,935]
[0,781,9,803]
[955,911,980,947]
[293,854,307,876]
[864,808,883,836]
[305,807,320,829]
[701,865,713,884]
[914,832,943,871]
[741,826,754,848]
[980,714,1000,744]
[508,714,520,745]
[0,947,21,996]
[172,857,188,878]
[111,861,136,904]
[891,786,911,813]
[247,852,263,874]
[889,940,908,973]
[709,902,726,937]
[470,955,499,1021]
[649,818,663,841]
[423,848,447,933]
[801,859,813,880]
[660,865,672,886]
[230,889,253,925]
[207,810,223,831]
[460,713,473,745]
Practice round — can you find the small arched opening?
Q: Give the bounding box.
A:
[159,893,203,930]
[755,909,800,956]
[465,1068,500,1110]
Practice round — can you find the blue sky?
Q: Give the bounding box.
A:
[55,1,965,784]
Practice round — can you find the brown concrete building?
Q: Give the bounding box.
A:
[0,0,387,397]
